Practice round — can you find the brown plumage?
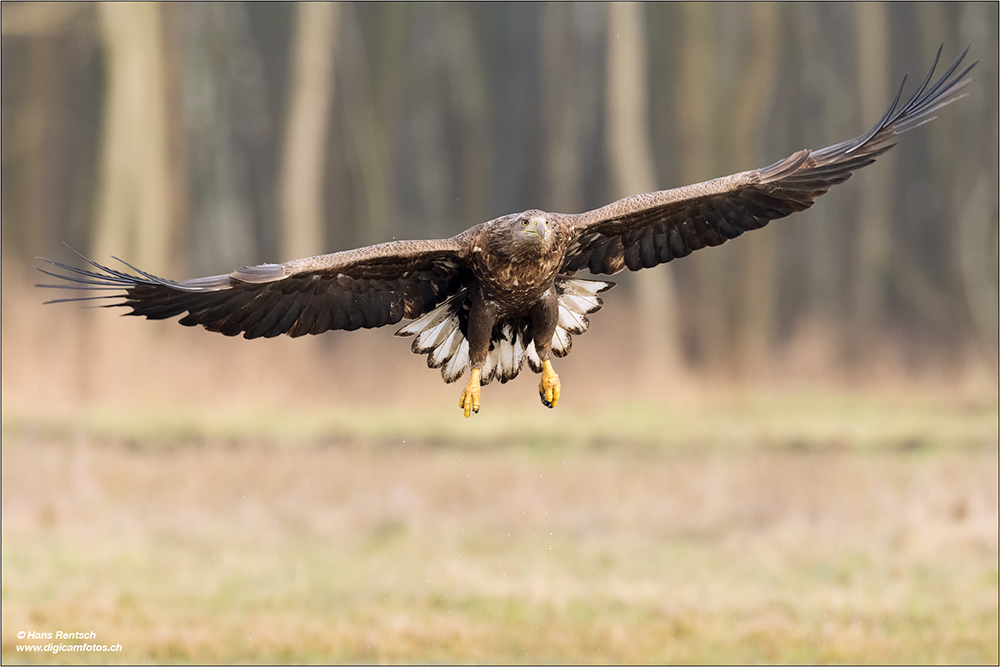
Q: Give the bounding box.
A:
[39,47,975,416]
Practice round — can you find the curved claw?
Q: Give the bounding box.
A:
[459,368,482,418]
[538,359,560,409]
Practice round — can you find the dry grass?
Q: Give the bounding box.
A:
[3,266,998,663]
[2,399,997,664]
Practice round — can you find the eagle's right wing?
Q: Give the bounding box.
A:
[561,46,976,276]
[38,237,472,339]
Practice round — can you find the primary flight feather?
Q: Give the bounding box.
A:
[39,47,976,417]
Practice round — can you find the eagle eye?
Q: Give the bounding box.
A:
[520,218,528,226]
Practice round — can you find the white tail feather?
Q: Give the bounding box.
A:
[552,327,571,356]
[561,293,601,315]
[497,325,521,382]
[525,336,542,372]
[394,277,614,384]
[416,317,454,353]
[557,304,588,334]
[481,344,498,384]
[395,298,452,337]
[441,338,469,383]
[429,326,460,367]
[560,278,612,297]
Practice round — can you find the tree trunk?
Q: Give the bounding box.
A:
[953,2,1000,373]
[849,3,891,368]
[339,4,396,248]
[442,4,492,235]
[89,3,174,402]
[93,3,174,274]
[280,2,339,261]
[731,3,780,377]
[676,3,722,372]
[541,2,583,214]
[605,2,684,389]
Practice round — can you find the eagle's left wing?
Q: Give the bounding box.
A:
[561,46,975,277]
[38,238,472,339]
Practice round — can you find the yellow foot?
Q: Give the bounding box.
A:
[459,368,482,418]
[538,359,561,409]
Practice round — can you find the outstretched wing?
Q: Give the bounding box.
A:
[38,238,472,339]
[562,46,976,276]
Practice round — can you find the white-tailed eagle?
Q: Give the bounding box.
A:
[40,47,976,417]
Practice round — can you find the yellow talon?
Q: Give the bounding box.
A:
[459,368,481,418]
[539,359,560,409]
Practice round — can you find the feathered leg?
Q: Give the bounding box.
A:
[460,289,496,417]
[530,290,561,409]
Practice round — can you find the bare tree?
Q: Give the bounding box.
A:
[338,4,397,247]
[280,2,339,261]
[731,4,780,375]
[541,2,583,214]
[954,2,1000,371]
[92,3,174,275]
[849,3,892,366]
[82,4,175,401]
[675,2,723,371]
[605,2,684,384]
[442,4,492,236]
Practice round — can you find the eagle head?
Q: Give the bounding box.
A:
[483,210,554,261]
[513,210,549,246]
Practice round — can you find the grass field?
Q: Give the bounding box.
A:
[2,394,997,664]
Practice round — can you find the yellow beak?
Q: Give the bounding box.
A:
[523,218,547,242]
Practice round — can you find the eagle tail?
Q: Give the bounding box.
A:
[395,291,472,383]
[395,277,615,385]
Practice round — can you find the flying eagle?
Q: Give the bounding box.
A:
[40,47,975,417]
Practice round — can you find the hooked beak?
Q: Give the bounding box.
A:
[522,217,547,242]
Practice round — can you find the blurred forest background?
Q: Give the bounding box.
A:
[2,4,998,663]
[1,2,997,413]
